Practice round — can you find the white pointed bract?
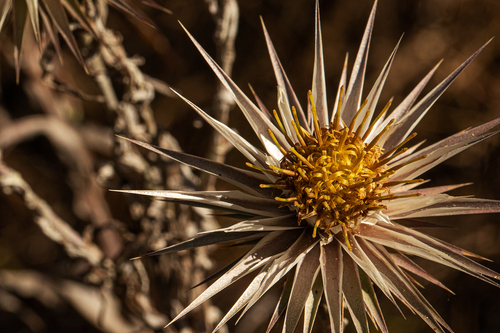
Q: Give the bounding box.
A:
[118,2,500,332]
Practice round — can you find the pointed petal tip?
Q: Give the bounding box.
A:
[141,0,173,14]
[259,16,269,38]
[114,135,149,148]
[462,250,493,262]
[170,88,185,101]
[108,189,155,196]
[178,20,188,33]
[473,38,493,55]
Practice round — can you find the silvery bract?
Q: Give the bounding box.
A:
[116,1,500,332]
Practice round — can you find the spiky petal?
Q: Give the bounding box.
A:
[119,1,500,332]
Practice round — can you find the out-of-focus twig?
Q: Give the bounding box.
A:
[0,158,103,266]
[203,0,239,191]
[3,30,124,260]
[0,288,46,332]
[0,269,161,333]
[1,1,231,331]
[0,115,123,259]
[79,2,224,331]
[79,123,115,157]
[89,0,157,139]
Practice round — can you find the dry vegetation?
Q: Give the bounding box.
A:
[1,1,500,332]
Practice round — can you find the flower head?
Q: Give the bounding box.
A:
[118,1,500,332]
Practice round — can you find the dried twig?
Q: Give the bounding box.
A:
[0,115,123,259]
[0,160,103,266]
[0,269,160,333]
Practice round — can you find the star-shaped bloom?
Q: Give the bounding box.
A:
[118,1,500,332]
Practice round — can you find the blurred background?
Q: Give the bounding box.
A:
[1,0,500,332]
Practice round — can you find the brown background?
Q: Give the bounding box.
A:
[1,0,500,332]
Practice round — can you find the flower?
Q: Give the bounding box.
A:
[118,1,500,332]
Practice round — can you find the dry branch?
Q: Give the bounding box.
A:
[0,159,103,266]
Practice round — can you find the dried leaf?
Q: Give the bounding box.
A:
[320,241,343,333]
[26,0,40,41]
[12,0,27,83]
[303,271,323,333]
[283,245,320,333]
[42,0,85,67]
[0,0,12,33]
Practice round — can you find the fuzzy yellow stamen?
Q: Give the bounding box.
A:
[348,99,368,133]
[354,110,371,142]
[276,119,388,236]
[246,162,281,176]
[308,90,323,146]
[269,165,296,176]
[273,110,294,146]
[260,184,288,189]
[255,93,425,245]
[268,129,289,157]
[362,99,392,141]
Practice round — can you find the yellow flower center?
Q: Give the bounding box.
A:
[277,125,389,238]
[250,89,424,249]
